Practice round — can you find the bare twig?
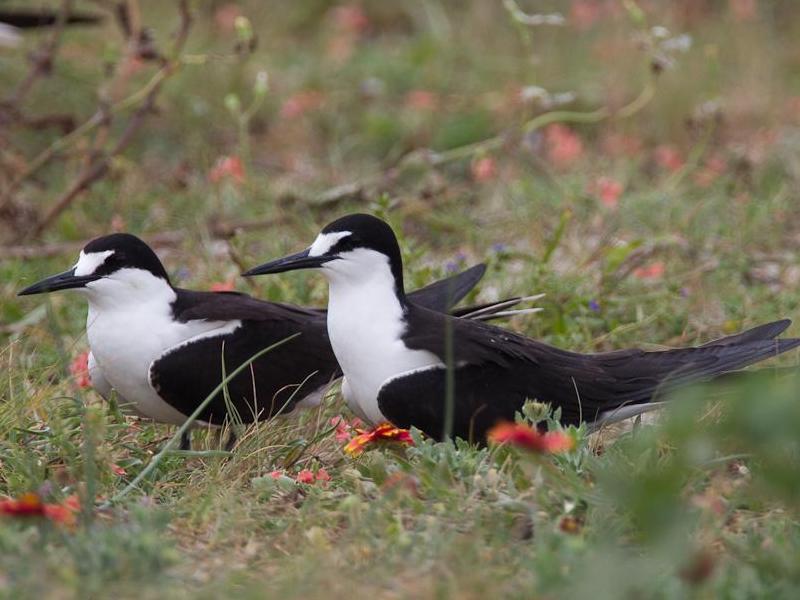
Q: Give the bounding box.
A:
[1,215,289,261]
[4,0,74,106]
[9,0,193,242]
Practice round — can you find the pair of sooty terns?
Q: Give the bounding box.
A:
[19,213,800,446]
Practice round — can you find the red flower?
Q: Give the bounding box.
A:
[110,463,126,476]
[210,280,236,292]
[294,468,331,485]
[633,261,665,280]
[590,176,624,208]
[0,492,79,526]
[344,423,415,456]
[488,422,574,453]
[296,469,315,484]
[654,145,684,172]
[545,124,584,167]
[209,156,245,184]
[471,156,498,183]
[269,470,284,479]
[70,351,91,389]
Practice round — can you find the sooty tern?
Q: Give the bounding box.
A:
[18,233,535,445]
[244,213,800,443]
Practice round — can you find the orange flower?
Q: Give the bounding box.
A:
[344,422,415,456]
[209,156,245,184]
[0,492,79,526]
[488,422,574,453]
[70,351,91,389]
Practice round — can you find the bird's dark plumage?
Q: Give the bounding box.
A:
[377,304,800,442]
[151,264,504,425]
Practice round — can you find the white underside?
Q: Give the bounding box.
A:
[320,248,443,425]
[83,268,240,426]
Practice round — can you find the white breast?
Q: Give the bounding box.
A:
[84,269,239,425]
[323,250,441,424]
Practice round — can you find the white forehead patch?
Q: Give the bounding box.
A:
[309,231,351,257]
[74,250,114,276]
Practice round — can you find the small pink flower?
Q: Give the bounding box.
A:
[70,351,90,389]
[545,124,584,167]
[571,0,603,30]
[654,145,684,173]
[693,155,727,188]
[269,470,284,479]
[280,91,325,120]
[634,262,665,280]
[315,468,331,483]
[332,4,370,34]
[210,280,236,292]
[405,90,438,111]
[209,156,245,184]
[591,176,624,208]
[471,157,497,182]
[729,0,757,22]
[296,469,315,484]
[110,463,126,476]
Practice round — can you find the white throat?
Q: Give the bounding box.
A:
[323,249,441,424]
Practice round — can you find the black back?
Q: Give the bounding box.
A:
[378,304,800,442]
[148,265,490,425]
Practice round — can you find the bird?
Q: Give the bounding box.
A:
[18,232,538,448]
[243,213,800,443]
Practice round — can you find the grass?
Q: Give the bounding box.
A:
[2,1,800,597]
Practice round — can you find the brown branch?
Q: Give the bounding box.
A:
[12,0,193,242]
[1,216,289,261]
[5,0,75,106]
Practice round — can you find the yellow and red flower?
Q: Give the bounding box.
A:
[344,422,415,456]
[0,492,79,526]
[488,422,574,453]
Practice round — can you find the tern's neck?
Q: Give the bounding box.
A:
[85,269,176,313]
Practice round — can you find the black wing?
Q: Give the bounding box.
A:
[170,263,488,323]
[149,317,338,426]
[405,264,486,313]
[391,306,800,440]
